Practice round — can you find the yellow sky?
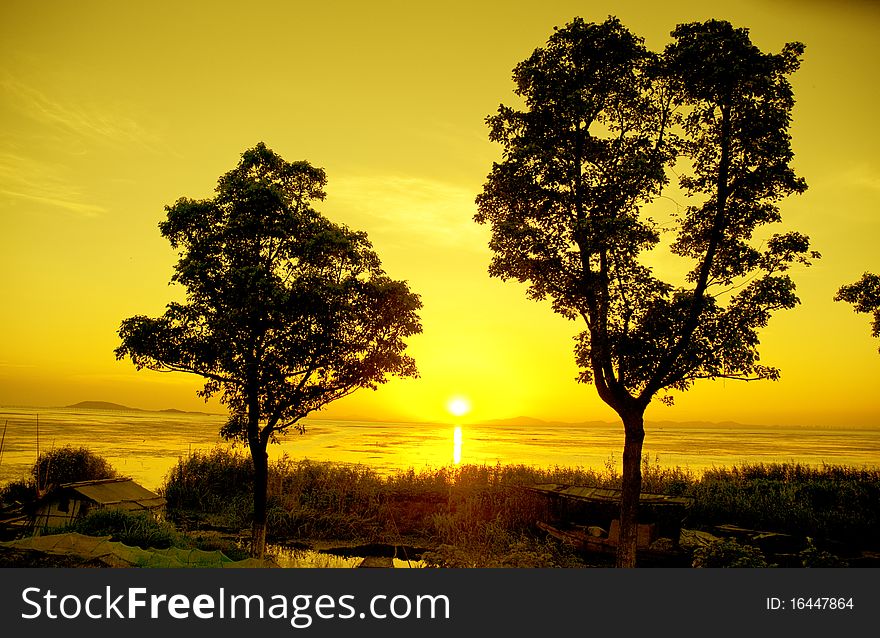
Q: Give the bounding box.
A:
[1,1,878,427]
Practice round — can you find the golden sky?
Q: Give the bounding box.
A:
[1,1,878,427]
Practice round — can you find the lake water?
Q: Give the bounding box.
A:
[1,407,878,491]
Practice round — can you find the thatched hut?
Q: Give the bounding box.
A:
[34,477,165,530]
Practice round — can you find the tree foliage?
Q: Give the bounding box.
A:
[835,272,880,351]
[475,17,817,566]
[477,17,816,405]
[117,143,422,441]
[116,142,422,555]
[33,446,117,489]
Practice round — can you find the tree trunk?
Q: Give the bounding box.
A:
[250,441,269,559]
[616,409,646,568]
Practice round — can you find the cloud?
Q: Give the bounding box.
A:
[0,188,105,217]
[843,165,880,192]
[0,74,168,218]
[1,74,162,150]
[0,151,105,217]
[327,174,488,252]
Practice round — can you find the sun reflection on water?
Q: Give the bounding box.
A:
[453,426,462,465]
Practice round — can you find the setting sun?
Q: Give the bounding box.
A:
[447,397,471,418]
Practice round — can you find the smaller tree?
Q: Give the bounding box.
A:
[116,143,422,557]
[835,272,880,352]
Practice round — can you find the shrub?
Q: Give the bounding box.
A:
[692,539,771,568]
[0,480,34,506]
[66,509,179,549]
[162,448,253,513]
[33,446,116,488]
[686,463,880,548]
[799,538,848,568]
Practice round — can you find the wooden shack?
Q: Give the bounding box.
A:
[33,477,165,531]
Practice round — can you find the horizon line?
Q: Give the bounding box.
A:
[1,401,878,430]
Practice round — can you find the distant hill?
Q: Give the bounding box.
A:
[64,401,216,416]
[478,415,771,429]
[65,401,144,412]
[479,416,614,428]
[158,408,215,416]
[481,416,552,427]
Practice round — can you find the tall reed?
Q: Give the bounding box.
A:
[162,450,880,553]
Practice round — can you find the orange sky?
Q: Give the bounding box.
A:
[1,1,878,427]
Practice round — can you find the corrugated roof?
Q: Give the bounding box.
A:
[60,478,165,508]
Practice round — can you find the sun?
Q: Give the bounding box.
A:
[447,396,471,418]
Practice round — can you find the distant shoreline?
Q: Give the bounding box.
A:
[0,402,877,430]
[0,401,221,417]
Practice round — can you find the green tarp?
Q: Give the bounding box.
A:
[1,532,273,568]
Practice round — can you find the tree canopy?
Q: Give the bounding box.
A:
[33,446,117,491]
[835,272,880,352]
[475,17,817,566]
[116,142,422,555]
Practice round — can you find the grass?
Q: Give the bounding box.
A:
[6,447,875,567]
[684,462,880,548]
[64,509,180,549]
[160,448,880,566]
[161,450,604,565]
[60,509,250,561]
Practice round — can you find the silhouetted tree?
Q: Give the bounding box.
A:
[116,143,422,557]
[835,272,880,352]
[476,17,817,567]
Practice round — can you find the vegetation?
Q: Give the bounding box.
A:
[116,142,422,558]
[32,445,117,489]
[59,509,250,561]
[0,479,36,508]
[160,450,879,567]
[3,445,875,567]
[64,509,179,550]
[0,446,118,511]
[692,538,771,568]
[475,16,817,566]
[687,463,880,548]
[835,272,880,352]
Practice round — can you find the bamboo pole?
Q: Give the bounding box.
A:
[0,419,7,467]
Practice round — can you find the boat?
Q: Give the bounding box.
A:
[525,483,693,565]
[522,483,693,508]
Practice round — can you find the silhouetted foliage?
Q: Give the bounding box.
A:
[116,142,422,556]
[0,480,33,507]
[33,446,117,489]
[835,272,880,352]
[476,17,817,566]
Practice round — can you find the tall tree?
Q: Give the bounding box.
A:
[116,143,422,557]
[475,18,817,567]
[835,272,880,352]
